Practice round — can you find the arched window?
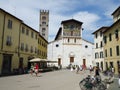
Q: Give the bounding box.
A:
[42,16,46,20]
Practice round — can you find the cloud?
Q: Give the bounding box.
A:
[73,11,100,31]
[0,0,119,43]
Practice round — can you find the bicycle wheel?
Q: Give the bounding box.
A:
[79,79,87,90]
[97,82,107,90]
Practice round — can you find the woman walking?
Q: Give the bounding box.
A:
[34,63,39,76]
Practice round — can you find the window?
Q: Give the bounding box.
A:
[74,38,76,43]
[115,29,119,39]
[8,19,12,29]
[68,38,69,43]
[110,48,112,56]
[100,41,103,47]
[104,36,107,44]
[31,31,34,38]
[26,29,29,35]
[42,16,46,20]
[100,52,104,58]
[71,31,73,36]
[96,43,98,48]
[109,33,112,41]
[31,46,33,53]
[95,33,97,38]
[35,34,37,39]
[100,31,102,37]
[6,36,12,46]
[105,49,107,57]
[21,43,24,51]
[56,44,59,47]
[70,25,74,30]
[85,45,88,48]
[22,27,25,34]
[116,45,119,56]
[42,33,45,36]
[42,22,46,25]
[35,47,37,53]
[25,44,28,52]
[42,28,46,32]
[95,52,99,59]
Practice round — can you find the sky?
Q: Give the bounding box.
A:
[0,0,120,43]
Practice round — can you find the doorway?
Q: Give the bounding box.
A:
[58,58,61,66]
[70,57,74,63]
[2,54,12,75]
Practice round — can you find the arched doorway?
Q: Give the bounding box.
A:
[58,58,61,66]
[70,57,74,63]
[69,52,75,64]
[83,59,86,69]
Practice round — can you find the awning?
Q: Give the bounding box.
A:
[29,58,47,62]
[29,58,58,63]
[46,60,58,63]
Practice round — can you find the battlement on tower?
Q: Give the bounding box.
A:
[40,10,49,14]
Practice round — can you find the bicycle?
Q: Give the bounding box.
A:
[79,75,107,90]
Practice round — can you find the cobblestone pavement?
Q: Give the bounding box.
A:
[0,69,119,90]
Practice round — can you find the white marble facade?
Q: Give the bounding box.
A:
[47,19,94,68]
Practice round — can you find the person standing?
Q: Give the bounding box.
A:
[89,65,93,74]
[95,66,101,83]
[30,64,34,75]
[34,63,39,76]
[76,65,79,74]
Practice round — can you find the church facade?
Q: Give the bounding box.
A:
[48,19,94,68]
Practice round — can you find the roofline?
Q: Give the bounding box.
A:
[61,19,83,24]
[0,8,23,22]
[111,6,120,15]
[54,27,62,40]
[39,34,48,43]
[103,19,120,33]
[92,26,109,34]
[0,8,48,43]
[82,38,94,45]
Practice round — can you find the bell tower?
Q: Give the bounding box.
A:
[39,10,49,41]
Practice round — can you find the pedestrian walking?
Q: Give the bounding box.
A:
[94,66,101,83]
[89,65,93,74]
[34,63,39,76]
[111,67,115,76]
[30,64,34,75]
[76,65,79,74]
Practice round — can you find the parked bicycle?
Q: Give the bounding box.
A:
[79,75,107,90]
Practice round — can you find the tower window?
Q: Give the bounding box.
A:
[42,16,46,20]
[42,22,46,25]
[42,28,46,32]
[42,33,45,36]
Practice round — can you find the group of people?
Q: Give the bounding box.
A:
[70,64,86,73]
[30,63,39,76]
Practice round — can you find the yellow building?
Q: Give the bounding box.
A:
[103,6,120,74]
[0,8,47,75]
